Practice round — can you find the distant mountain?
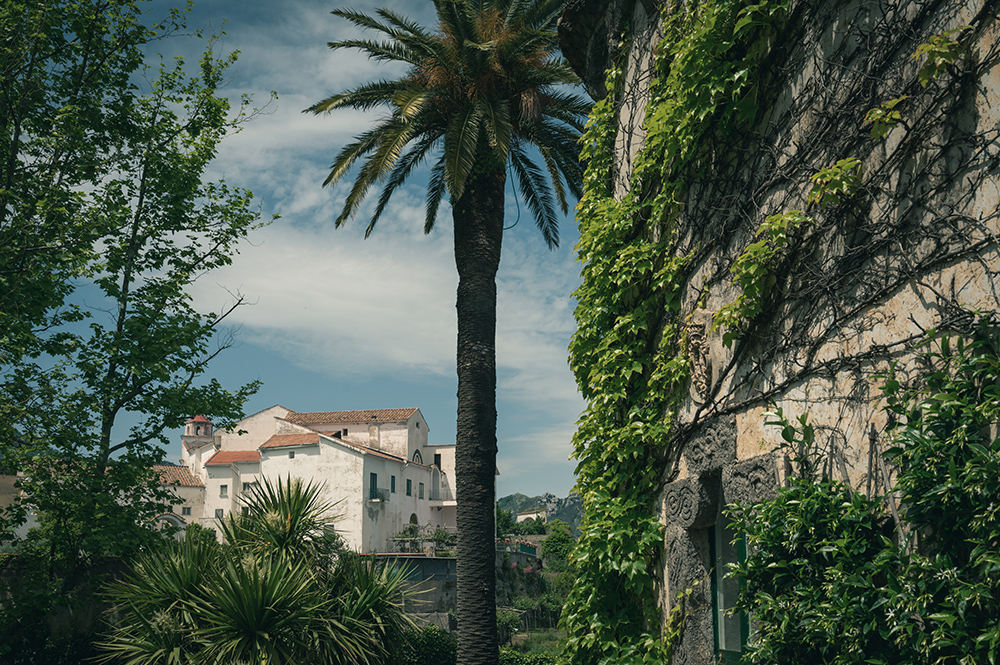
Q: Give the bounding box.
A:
[498,491,583,534]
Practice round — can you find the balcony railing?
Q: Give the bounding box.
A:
[428,487,455,501]
[368,487,390,502]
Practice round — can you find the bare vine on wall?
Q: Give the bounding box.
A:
[668,0,1000,475]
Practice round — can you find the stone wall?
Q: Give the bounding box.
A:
[560,0,1000,662]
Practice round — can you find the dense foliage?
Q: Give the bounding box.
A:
[401,625,458,665]
[563,1,789,662]
[0,0,266,658]
[99,477,413,664]
[499,650,556,665]
[540,520,573,572]
[732,325,1000,664]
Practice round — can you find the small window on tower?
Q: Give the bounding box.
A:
[289,451,295,459]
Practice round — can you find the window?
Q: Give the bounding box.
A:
[406,479,412,496]
[434,453,442,468]
[370,472,378,500]
[412,450,423,464]
[712,515,747,663]
[289,450,295,459]
[219,484,228,497]
[391,475,396,493]
[181,506,191,516]
[419,482,424,499]
[215,509,224,519]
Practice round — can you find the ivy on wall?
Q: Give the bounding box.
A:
[562,2,790,663]
[562,0,991,662]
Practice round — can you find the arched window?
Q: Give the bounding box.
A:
[195,426,202,435]
[412,450,423,464]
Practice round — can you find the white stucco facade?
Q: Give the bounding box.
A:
[164,407,457,552]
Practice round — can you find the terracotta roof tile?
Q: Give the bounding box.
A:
[205,450,261,466]
[284,408,418,425]
[187,415,212,423]
[153,464,204,487]
[260,433,321,449]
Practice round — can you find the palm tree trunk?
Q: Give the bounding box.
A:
[453,159,505,665]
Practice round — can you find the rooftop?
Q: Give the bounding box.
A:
[204,450,261,466]
[153,464,204,487]
[284,408,419,425]
[260,433,321,449]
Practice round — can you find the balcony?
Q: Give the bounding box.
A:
[368,487,390,502]
[428,487,455,503]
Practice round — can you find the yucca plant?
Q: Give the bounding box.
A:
[99,476,412,664]
[309,2,589,661]
[219,475,343,563]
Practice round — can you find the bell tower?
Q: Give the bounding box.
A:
[180,415,216,475]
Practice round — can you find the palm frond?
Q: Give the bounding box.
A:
[519,119,584,200]
[393,86,431,120]
[425,154,448,234]
[513,0,563,30]
[376,7,432,40]
[479,97,513,159]
[443,103,482,200]
[322,127,381,187]
[367,117,417,183]
[307,79,406,114]
[538,145,569,214]
[503,0,533,28]
[370,131,443,234]
[331,8,409,40]
[324,38,419,66]
[510,145,559,248]
[437,0,477,45]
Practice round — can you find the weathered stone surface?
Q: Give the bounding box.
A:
[723,453,779,505]
[663,471,720,529]
[663,525,714,665]
[683,415,738,475]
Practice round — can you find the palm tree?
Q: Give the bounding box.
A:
[308,2,588,662]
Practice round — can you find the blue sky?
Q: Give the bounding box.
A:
[143,0,588,497]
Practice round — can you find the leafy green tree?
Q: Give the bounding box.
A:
[540,520,573,572]
[0,5,266,655]
[0,1,263,555]
[309,2,589,662]
[0,0,152,372]
[497,504,516,538]
[99,476,414,665]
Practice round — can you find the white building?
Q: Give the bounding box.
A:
[160,406,457,552]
